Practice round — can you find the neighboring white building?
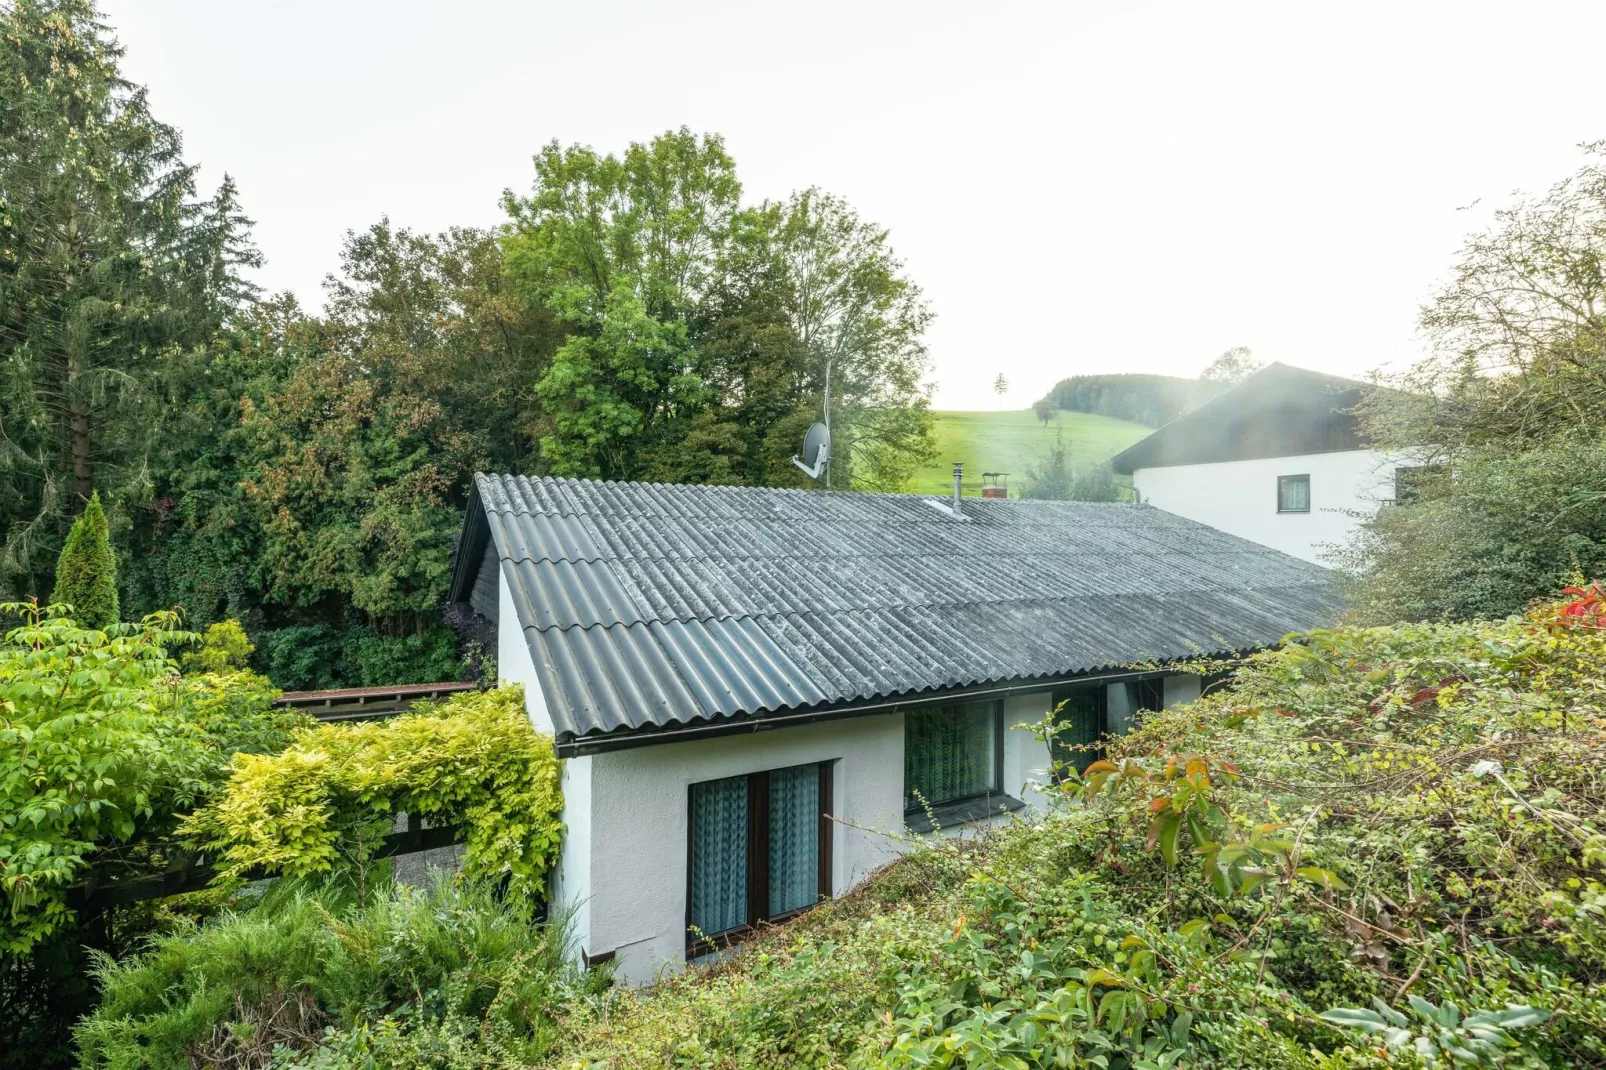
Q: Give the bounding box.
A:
[448,474,1337,984]
[1111,363,1421,565]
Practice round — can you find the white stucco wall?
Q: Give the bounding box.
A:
[582,713,908,984]
[1132,448,1410,565]
[1003,692,1057,806]
[571,680,1193,983]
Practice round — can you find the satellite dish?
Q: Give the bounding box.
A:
[792,421,830,479]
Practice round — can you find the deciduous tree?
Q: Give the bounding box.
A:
[1341,145,1606,620]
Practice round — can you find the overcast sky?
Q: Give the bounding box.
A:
[100,0,1606,409]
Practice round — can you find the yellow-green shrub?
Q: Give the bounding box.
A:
[182,686,562,904]
[0,603,299,953]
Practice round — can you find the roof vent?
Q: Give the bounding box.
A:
[923,462,970,520]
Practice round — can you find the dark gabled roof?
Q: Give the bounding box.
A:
[449,474,1341,748]
[1110,363,1371,475]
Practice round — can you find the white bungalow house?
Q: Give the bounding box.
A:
[1110,363,1427,565]
[446,474,1338,984]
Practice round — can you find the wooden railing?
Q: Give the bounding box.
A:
[275,681,477,722]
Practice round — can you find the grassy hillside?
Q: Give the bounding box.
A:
[908,409,1152,496]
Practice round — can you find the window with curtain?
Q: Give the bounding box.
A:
[1277,473,1311,513]
[687,761,831,952]
[688,775,748,939]
[904,700,1001,811]
[1049,685,1105,774]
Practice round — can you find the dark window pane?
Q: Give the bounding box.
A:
[1129,678,1164,713]
[689,775,747,937]
[1051,685,1105,773]
[768,764,819,916]
[904,702,997,809]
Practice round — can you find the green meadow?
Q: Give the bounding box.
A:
[907,409,1153,496]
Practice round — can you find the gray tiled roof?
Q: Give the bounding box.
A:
[457,474,1340,746]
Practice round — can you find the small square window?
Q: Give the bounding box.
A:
[903,700,1003,812]
[1277,474,1310,513]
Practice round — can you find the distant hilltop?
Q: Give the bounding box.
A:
[1034,373,1230,428]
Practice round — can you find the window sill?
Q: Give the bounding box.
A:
[686,904,816,961]
[1276,509,1310,515]
[905,794,1025,834]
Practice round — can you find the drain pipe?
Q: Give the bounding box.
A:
[952,462,963,517]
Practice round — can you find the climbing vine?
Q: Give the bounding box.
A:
[182,686,563,905]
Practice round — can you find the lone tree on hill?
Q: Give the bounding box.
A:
[993,373,1008,409]
[50,491,119,628]
[1200,346,1263,385]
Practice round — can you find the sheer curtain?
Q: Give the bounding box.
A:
[768,764,819,915]
[690,775,748,936]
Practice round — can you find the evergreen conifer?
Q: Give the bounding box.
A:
[50,491,119,628]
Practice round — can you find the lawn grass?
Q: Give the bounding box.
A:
[908,409,1152,496]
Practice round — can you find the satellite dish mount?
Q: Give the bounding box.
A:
[792,421,831,481]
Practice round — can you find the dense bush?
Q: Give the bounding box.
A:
[1,606,301,1067]
[551,589,1606,1068]
[252,623,465,691]
[347,626,465,687]
[1332,435,1606,621]
[76,874,604,1068]
[183,686,563,907]
[1020,431,1124,502]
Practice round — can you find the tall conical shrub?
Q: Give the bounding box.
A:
[50,490,119,629]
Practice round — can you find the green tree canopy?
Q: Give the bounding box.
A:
[502,130,935,488]
[0,0,257,599]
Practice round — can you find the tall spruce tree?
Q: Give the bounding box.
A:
[0,0,258,599]
[49,488,117,627]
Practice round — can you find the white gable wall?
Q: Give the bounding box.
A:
[1132,448,1408,565]
[497,564,553,735]
[495,565,591,954]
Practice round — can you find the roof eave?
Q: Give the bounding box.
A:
[551,655,1256,758]
[444,475,491,604]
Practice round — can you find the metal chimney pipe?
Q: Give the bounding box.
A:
[952,462,963,516]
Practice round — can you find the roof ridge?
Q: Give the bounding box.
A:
[476,471,1140,509]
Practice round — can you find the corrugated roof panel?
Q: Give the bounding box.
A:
[468,474,1343,743]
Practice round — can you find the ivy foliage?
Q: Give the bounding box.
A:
[0,604,296,953]
[554,591,1606,1068]
[182,686,563,906]
[47,491,119,630]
